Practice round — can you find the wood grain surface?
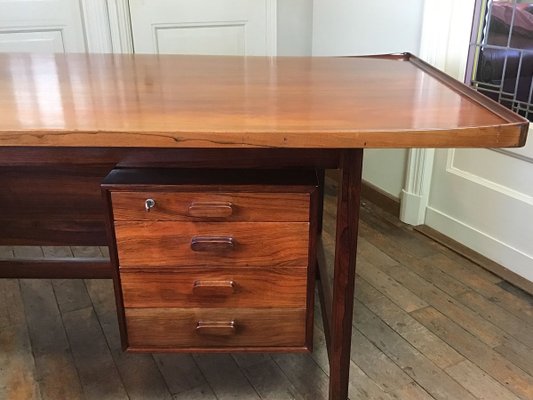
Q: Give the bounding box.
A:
[125,308,307,350]
[120,268,307,308]
[111,192,310,222]
[0,165,109,245]
[115,221,309,268]
[0,148,328,247]
[0,53,527,149]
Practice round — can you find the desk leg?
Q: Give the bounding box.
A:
[317,168,326,234]
[329,149,363,400]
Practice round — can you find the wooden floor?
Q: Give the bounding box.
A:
[1,177,532,400]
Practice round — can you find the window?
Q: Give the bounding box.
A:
[468,0,533,121]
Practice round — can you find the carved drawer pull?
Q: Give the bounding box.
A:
[196,321,236,336]
[190,236,234,252]
[188,202,233,218]
[192,280,235,296]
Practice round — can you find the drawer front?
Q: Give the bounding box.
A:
[115,221,309,268]
[125,308,306,349]
[121,268,308,308]
[111,192,310,222]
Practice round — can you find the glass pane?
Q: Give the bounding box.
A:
[485,0,533,48]
[472,0,533,121]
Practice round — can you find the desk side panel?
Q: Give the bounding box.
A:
[1,165,110,245]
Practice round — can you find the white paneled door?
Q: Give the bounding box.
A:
[129,0,276,55]
[0,0,86,53]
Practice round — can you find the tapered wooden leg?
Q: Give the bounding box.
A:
[329,149,363,400]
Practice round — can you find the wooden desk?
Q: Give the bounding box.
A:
[0,53,528,400]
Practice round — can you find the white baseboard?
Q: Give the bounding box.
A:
[425,206,533,282]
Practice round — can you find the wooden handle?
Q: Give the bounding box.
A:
[196,321,236,336]
[188,202,233,218]
[192,280,235,296]
[190,236,234,252]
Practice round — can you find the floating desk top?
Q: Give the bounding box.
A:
[0,52,528,149]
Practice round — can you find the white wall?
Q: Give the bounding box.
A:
[363,150,408,198]
[277,0,313,55]
[312,0,425,199]
[312,0,424,56]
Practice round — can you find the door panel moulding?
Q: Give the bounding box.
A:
[446,149,533,205]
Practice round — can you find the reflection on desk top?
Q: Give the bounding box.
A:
[0,52,528,149]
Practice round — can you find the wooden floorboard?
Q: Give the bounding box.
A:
[1,177,532,400]
[193,354,261,400]
[19,279,84,400]
[411,307,533,400]
[0,279,41,400]
[353,300,478,400]
[85,279,174,400]
[153,353,210,396]
[354,278,465,370]
[239,358,304,400]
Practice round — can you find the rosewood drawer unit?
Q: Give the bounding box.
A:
[101,168,319,352]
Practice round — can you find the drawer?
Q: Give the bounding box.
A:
[120,268,308,308]
[111,192,310,222]
[115,221,309,268]
[125,308,307,350]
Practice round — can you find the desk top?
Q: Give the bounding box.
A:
[0,52,528,149]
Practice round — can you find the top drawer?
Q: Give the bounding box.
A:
[102,168,318,222]
[110,192,310,222]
